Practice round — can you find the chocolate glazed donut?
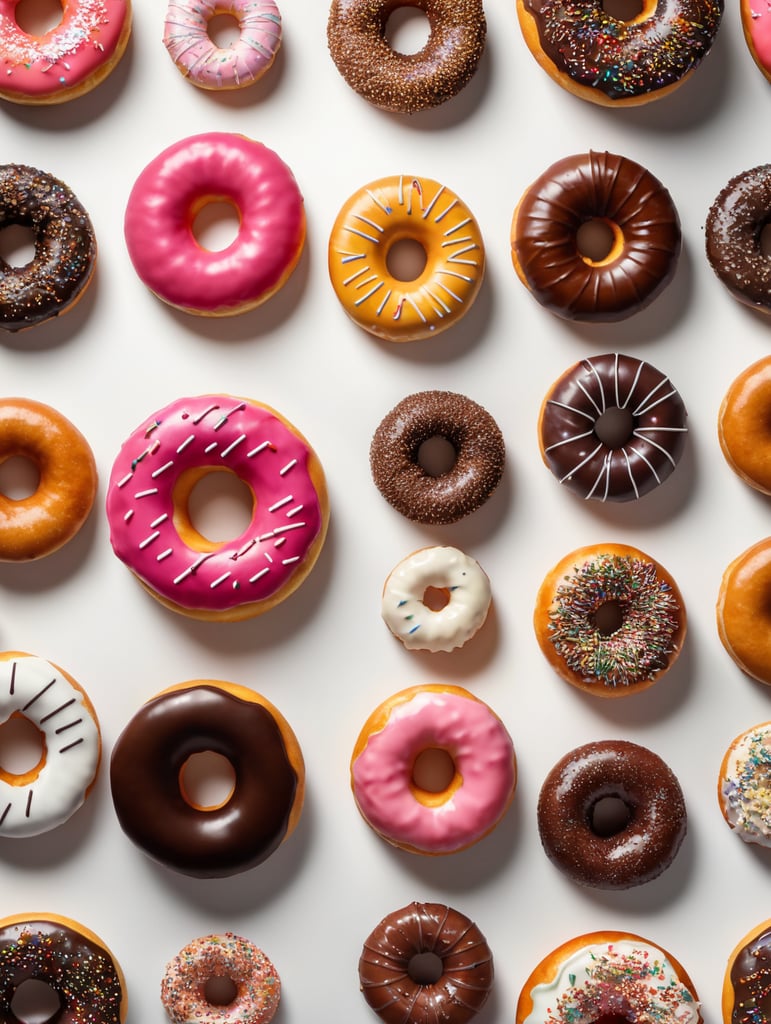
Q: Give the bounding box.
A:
[512,151,681,321]
[725,923,771,1024]
[706,165,771,312]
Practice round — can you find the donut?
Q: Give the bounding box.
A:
[718,721,771,847]
[327,0,486,114]
[534,543,686,697]
[724,919,771,1024]
[163,0,282,90]
[124,133,305,317]
[0,398,97,561]
[359,902,493,1024]
[516,931,701,1024]
[328,174,485,342]
[350,684,516,855]
[0,0,132,104]
[741,0,771,83]
[105,394,328,622]
[538,739,687,890]
[511,152,681,322]
[0,165,97,332]
[718,356,771,493]
[515,0,723,106]
[0,912,127,1022]
[161,933,280,1024]
[381,546,491,653]
[370,390,504,524]
[538,353,688,502]
[717,538,771,686]
[110,680,304,878]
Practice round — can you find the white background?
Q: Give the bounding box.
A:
[2,1,771,1021]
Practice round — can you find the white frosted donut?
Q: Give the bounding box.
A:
[381,546,491,653]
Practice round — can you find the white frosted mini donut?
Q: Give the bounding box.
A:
[381,546,491,653]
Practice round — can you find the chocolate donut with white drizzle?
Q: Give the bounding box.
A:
[538,353,688,502]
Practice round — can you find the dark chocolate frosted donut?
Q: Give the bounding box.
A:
[706,165,771,313]
[538,353,688,502]
[725,921,771,1024]
[537,739,687,890]
[370,390,505,524]
[359,901,493,1024]
[0,165,96,332]
[511,152,681,321]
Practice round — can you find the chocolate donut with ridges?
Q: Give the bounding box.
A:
[706,165,771,313]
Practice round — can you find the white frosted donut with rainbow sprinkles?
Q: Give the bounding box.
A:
[163,0,282,90]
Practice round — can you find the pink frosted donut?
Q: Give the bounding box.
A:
[0,0,132,105]
[105,394,329,622]
[350,684,517,855]
[123,132,305,317]
[742,0,771,82]
[163,0,282,90]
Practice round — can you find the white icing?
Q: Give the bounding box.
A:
[721,725,771,847]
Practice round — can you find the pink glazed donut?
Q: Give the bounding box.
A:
[105,394,329,622]
[742,0,771,82]
[350,684,517,855]
[123,133,305,317]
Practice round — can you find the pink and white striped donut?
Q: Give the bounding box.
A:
[105,395,329,622]
[163,0,282,90]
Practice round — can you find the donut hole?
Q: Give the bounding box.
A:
[386,237,428,282]
[14,0,63,35]
[589,794,633,837]
[184,468,254,545]
[759,222,771,257]
[191,198,242,253]
[10,978,61,1024]
[0,713,45,781]
[179,751,237,811]
[407,951,444,985]
[591,599,625,637]
[601,0,645,21]
[207,11,241,48]
[417,436,456,477]
[203,975,238,1006]
[423,586,450,612]
[0,225,37,269]
[576,218,623,266]
[384,6,431,55]
[412,747,456,793]
[593,406,635,449]
[0,455,40,500]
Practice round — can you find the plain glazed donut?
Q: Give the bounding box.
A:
[718,721,771,848]
[0,165,97,332]
[538,353,688,502]
[517,932,701,1024]
[124,133,305,317]
[370,390,505,524]
[161,933,280,1024]
[110,680,305,878]
[0,912,127,1023]
[537,739,687,890]
[724,919,771,1024]
[328,174,485,342]
[0,398,97,561]
[350,684,516,855]
[327,0,486,113]
[105,394,328,622]
[717,538,771,685]
[534,543,686,697]
[516,0,723,106]
[359,902,493,1024]
[511,152,681,322]
[742,0,771,82]
[718,356,771,493]
[0,0,132,104]
[164,0,282,89]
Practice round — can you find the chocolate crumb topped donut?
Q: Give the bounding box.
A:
[0,165,96,332]
[370,390,505,524]
[359,901,493,1024]
[706,165,771,313]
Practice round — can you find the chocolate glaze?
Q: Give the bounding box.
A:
[0,165,96,332]
[730,926,771,1024]
[539,353,688,502]
[513,152,681,321]
[359,902,493,1024]
[537,739,687,890]
[110,684,299,879]
[706,165,771,311]
[370,390,505,524]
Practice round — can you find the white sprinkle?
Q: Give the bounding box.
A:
[157,548,174,562]
[268,495,293,512]
[221,434,247,458]
[210,572,231,588]
[123,509,134,522]
[176,434,195,453]
[204,442,217,453]
[134,488,159,499]
[151,461,174,478]
[282,556,300,565]
[249,567,270,583]
[279,459,297,476]
[139,531,160,550]
[150,514,169,528]
[285,504,304,518]
[117,473,133,488]
[247,440,273,457]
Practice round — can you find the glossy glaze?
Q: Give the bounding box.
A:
[717,538,771,685]
[719,356,771,493]
[706,165,771,312]
[719,722,771,848]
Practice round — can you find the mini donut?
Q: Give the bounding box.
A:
[110,680,305,878]
[718,721,771,847]
[164,0,282,90]
[161,933,280,1024]
[105,394,328,622]
[516,0,723,106]
[327,0,486,114]
[124,133,305,317]
[511,151,681,322]
[350,684,516,855]
[538,352,688,502]
[381,546,491,653]
[0,0,132,105]
[534,543,686,697]
[0,398,97,561]
[717,538,771,685]
[370,390,505,524]
[359,901,493,1024]
[718,356,771,493]
[0,912,127,1022]
[724,919,771,1024]
[537,739,687,890]
[741,0,771,83]
[516,931,701,1024]
[0,165,96,332]
[328,174,485,342]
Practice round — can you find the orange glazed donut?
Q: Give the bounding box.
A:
[718,356,771,494]
[717,538,771,685]
[724,919,771,1024]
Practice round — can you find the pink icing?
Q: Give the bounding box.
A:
[105,395,325,615]
[352,689,516,854]
[123,133,305,315]
[747,0,771,73]
[163,0,282,89]
[0,0,129,99]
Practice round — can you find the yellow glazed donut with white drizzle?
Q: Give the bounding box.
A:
[328,174,484,342]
